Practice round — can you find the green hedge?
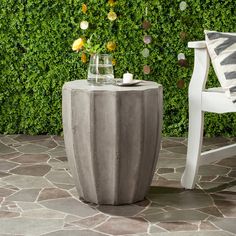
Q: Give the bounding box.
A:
[0,0,236,136]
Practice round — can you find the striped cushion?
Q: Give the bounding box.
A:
[205,30,236,89]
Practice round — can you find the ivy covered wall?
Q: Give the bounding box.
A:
[0,0,235,136]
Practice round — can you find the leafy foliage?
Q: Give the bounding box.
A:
[0,0,236,136]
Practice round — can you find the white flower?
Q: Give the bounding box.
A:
[179,1,187,11]
[178,53,186,60]
[80,21,89,30]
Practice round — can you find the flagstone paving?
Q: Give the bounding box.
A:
[0,134,235,235]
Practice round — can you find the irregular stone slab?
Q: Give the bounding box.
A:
[48,147,67,158]
[0,187,15,197]
[0,160,19,171]
[216,157,236,167]
[157,221,198,231]
[64,215,82,223]
[3,175,54,189]
[72,214,108,228]
[49,151,67,158]
[159,152,186,159]
[0,137,18,145]
[198,165,230,176]
[203,137,229,146]
[139,203,165,216]
[157,159,186,168]
[97,204,145,217]
[48,146,65,154]
[95,217,148,235]
[0,211,20,218]
[11,154,50,164]
[2,184,19,191]
[47,159,69,170]
[224,186,236,192]
[16,202,43,211]
[211,176,234,183]
[53,183,75,190]
[157,168,174,174]
[0,181,6,188]
[165,145,187,154]
[214,199,236,217]
[45,171,74,185]
[68,188,79,198]
[199,176,217,182]
[22,208,66,219]
[0,143,15,155]
[148,188,212,209]
[159,172,182,181]
[0,152,21,160]
[198,182,227,191]
[210,218,236,235]
[41,198,98,217]
[0,172,11,178]
[7,189,41,202]
[198,206,223,217]
[151,178,182,188]
[54,142,65,147]
[38,188,71,201]
[43,230,106,236]
[150,231,232,236]
[161,139,184,148]
[144,209,209,223]
[0,217,63,235]
[149,225,166,233]
[211,191,236,201]
[14,135,50,142]
[52,136,64,142]
[16,144,50,154]
[199,221,218,230]
[10,164,51,176]
[30,140,58,149]
[228,170,236,177]
[63,225,83,230]
[55,156,67,162]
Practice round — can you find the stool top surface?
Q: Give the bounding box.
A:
[63,80,162,92]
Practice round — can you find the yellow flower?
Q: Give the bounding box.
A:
[81,52,87,63]
[72,38,84,51]
[106,41,116,51]
[108,10,117,21]
[112,59,116,66]
[108,0,115,7]
[82,3,87,14]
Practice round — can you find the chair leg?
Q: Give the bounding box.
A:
[181,110,204,189]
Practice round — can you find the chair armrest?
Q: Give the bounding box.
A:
[188,41,206,49]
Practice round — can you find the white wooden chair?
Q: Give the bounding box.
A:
[181,41,236,189]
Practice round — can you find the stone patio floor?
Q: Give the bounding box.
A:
[0,134,235,236]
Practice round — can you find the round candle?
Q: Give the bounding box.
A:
[123,72,133,83]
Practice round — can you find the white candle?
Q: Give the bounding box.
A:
[123,72,133,83]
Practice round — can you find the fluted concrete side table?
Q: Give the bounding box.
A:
[62,80,162,205]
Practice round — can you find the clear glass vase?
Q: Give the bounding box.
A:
[87,54,114,85]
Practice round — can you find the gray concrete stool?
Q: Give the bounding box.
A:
[62,80,163,205]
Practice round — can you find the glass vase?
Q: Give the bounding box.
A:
[87,54,114,85]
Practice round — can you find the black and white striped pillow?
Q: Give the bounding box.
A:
[205,30,236,90]
[205,30,236,102]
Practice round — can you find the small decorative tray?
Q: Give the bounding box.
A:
[115,79,142,86]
